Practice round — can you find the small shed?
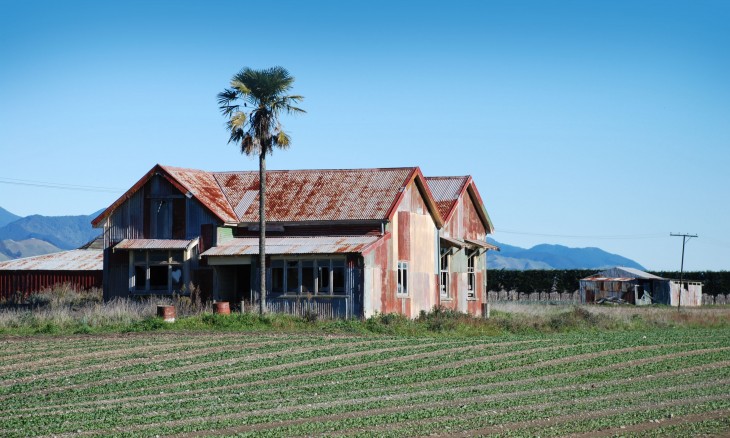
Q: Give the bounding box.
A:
[0,248,103,300]
[580,267,702,306]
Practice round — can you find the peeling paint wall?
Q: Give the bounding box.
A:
[439,190,488,316]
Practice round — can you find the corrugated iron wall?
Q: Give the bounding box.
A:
[0,271,102,300]
[106,187,145,248]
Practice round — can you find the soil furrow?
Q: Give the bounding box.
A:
[333,377,730,437]
[155,370,730,437]
[45,354,730,437]
[562,408,730,437]
[436,393,730,437]
[5,339,543,414]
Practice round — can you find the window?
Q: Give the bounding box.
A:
[317,259,330,293]
[397,261,408,296]
[467,250,476,299]
[271,261,284,293]
[440,249,450,298]
[131,250,185,293]
[332,260,346,295]
[301,261,315,293]
[272,258,347,296]
[286,261,299,293]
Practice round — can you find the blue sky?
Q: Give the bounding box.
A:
[1,0,728,270]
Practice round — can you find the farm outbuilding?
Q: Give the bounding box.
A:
[580,266,702,307]
[0,248,103,300]
[92,164,497,318]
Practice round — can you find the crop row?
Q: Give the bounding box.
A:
[1,328,728,437]
[3,346,728,436]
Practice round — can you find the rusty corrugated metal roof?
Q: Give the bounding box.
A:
[0,250,103,271]
[160,165,238,223]
[114,239,196,250]
[426,176,469,219]
[213,168,416,222]
[202,235,382,256]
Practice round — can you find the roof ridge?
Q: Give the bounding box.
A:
[211,166,418,176]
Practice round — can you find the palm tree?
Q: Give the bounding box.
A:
[218,66,304,314]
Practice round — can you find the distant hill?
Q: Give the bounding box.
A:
[0,238,63,260]
[487,238,645,270]
[0,211,101,251]
[0,207,21,228]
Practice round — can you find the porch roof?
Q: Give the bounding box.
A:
[201,235,382,256]
[114,239,197,250]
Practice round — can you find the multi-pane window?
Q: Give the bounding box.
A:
[467,250,476,299]
[270,258,346,295]
[440,249,450,298]
[397,261,408,296]
[132,250,184,293]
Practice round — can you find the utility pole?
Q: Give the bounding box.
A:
[670,233,697,311]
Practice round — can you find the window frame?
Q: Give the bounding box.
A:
[397,260,409,296]
[439,249,450,299]
[466,250,477,300]
[270,257,347,297]
[131,249,185,294]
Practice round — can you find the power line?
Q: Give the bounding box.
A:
[496,229,666,240]
[0,177,123,193]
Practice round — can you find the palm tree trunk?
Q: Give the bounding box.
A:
[259,150,267,314]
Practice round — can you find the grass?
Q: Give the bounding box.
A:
[0,285,728,336]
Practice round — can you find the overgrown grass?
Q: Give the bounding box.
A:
[0,286,728,336]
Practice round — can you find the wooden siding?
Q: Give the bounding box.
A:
[105,175,221,249]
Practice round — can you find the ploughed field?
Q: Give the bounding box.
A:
[1,329,729,437]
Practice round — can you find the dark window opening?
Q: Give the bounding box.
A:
[301,261,315,293]
[318,261,330,293]
[332,262,345,295]
[135,266,146,291]
[271,262,284,293]
[286,261,299,293]
[149,265,168,290]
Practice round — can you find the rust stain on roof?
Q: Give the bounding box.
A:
[161,165,238,223]
[213,168,416,223]
[425,176,470,219]
[202,235,382,256]
[0,250,103,271]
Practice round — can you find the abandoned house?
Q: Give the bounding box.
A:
[579,266,703,306]
[91,164,496,318]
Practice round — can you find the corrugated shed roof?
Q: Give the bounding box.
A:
[114,239,196,250]
[426,176,469,219]
[0,250,103,271]
[213,168,416,222]
[202,235,382,256]
[583,267,665,281]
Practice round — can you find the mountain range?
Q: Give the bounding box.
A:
[0,206,645,270]
[487,238,645,270]
[0,208,103,261]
